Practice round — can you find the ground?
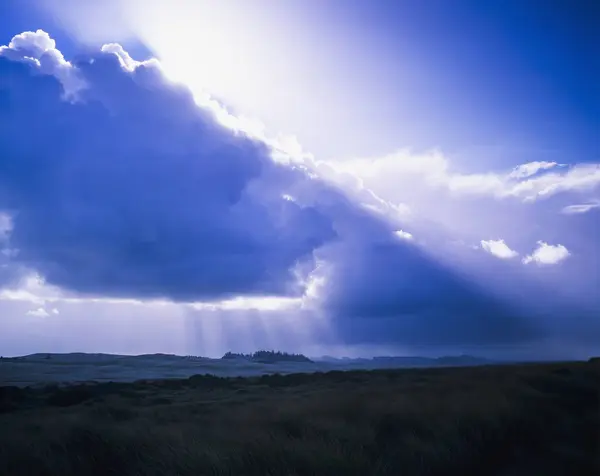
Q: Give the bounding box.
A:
[0,360,598,475]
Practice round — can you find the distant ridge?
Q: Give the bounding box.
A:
[2,351,589,388]
[0,352,526,367]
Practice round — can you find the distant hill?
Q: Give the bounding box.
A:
[222,350,313,364]
[4,353,125,363]
[1,352,493,367]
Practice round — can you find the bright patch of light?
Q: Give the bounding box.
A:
[0,272,172,308]
[122,0,271,117]
[191,295,302,312]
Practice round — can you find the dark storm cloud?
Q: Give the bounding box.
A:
[311,208,541,346]
[0,39,336,300]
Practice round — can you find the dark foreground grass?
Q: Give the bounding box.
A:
[0,360,598,475]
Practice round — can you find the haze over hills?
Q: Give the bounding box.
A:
[0,350,516,388]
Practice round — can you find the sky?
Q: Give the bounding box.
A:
[0,0,598,359]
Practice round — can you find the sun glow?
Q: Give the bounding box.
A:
[124,0,275,114]
[40,0,307,128]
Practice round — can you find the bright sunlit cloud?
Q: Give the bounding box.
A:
[0,272,316,313]
[190,296,302,312]
[561,200,600,215]
[522,241,571,265]
[394,230,414,241]
[480,239,519,260]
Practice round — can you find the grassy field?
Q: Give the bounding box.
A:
[0,360,598,475]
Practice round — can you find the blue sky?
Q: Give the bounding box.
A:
[0,1,598,359]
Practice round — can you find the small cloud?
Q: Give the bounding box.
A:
[561,200,600,215]
[25,305,58,317]
[509,161,561,179]
[26,307,49,317]
[480,239,518,259]
[394,230,413,241]
[523,241,570,265]
[0,213,13,236]
[1,248,19,258]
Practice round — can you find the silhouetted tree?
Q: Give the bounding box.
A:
[222,350,312,363]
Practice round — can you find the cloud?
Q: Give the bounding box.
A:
[522,241,570,265]
[508,161,562,179]
[0,29,84,97]
[394,230,413,240]
[561,200,600,215]
[480,239,518,259]
[508,164,600,201]
[332,150,600,202]
[311,225,539,346]
[26,307,58,317]
[26,307,48,317]
[0,213,12,251]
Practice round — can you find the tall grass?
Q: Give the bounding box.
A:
[1,360,598,475]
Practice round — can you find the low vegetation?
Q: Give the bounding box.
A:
[0,360,598,475]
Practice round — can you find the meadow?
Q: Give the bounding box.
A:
[0,359,598,475]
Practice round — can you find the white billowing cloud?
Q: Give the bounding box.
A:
[561,200,600,215]
[508,164,600,201]
[522,241,570,265]
[0,29,57,64]
[480,239,519,259]
[394,230,413,241]
[331,149,600,202]
[100,43,138,71]
[509,161,562,179]
[0,29,84,97]
[26,307,48,317]
[26,307,59,317]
